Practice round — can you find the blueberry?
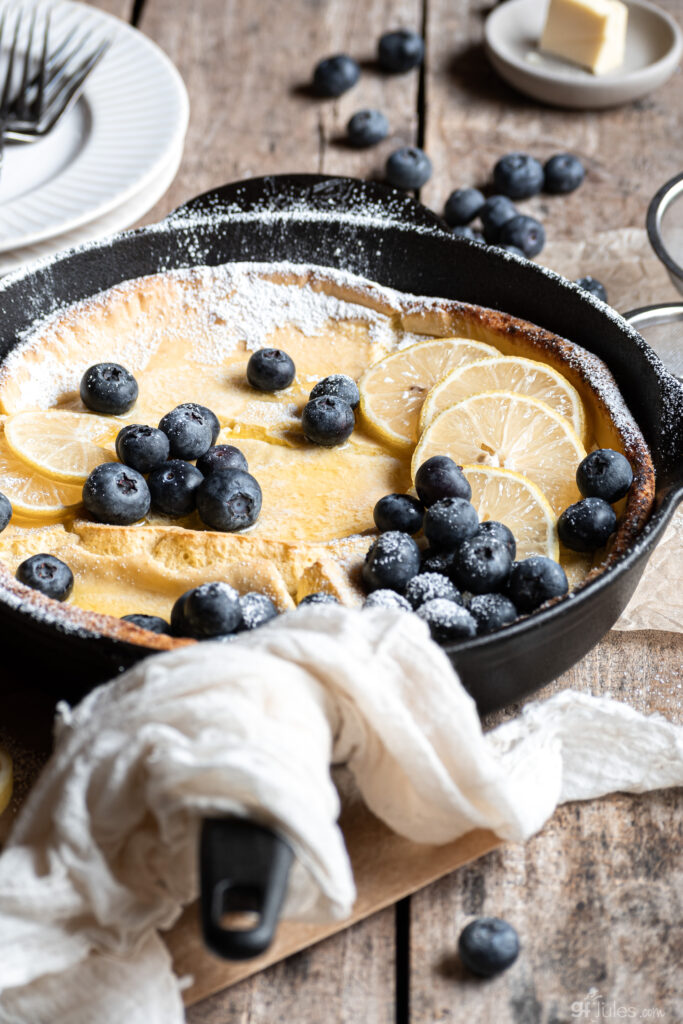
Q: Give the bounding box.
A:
[444,187,485,226]
[362,531,421,593]
[183,581,242,639]
[420,546,458,580]
[247,348,296,392]
[386,147,432,190]
[378,29,424,72]
[498,215,545,258]
[468,593,517,635]
[174,403,220,444]
[576,448,632,503]
[480,195,518,243]
[347,109,389,147]
[309,374,360,409]
[0,492,12,532]
[576,276,608,303]
[298,592,339,606]
[544,153,585,194]
[196,444,249,476]
[373,493,424,535]
[558,497,617,552]
[80,363,138,415]
[499,244,526,258]
[196,469,262,531]
[121,613,171,635]
[424,497,479,550]
[416,598,476,641]
[363,589,412,611]
[493,152,544,199]
[16,553,73,601]
[507,555,568,613]
[475,520,516,559]
[415,456,472,507]
[170,589,194,637]
[158,405,213,460]
[313,54,360,97]
[458,917,520,977]
[451,226,479,241]
[404,572,462,609]
[239,592,279,630]
[83,462,151,525]
[302,395,355,447]
[454,535,512,595]
[115,424,170,474]
[148,460,203,518]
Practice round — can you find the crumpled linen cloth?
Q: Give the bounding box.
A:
[0,606,682,1023]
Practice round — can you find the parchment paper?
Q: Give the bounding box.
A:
[541,228,682,633]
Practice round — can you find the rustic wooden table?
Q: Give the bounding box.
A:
[83,1,683,1020]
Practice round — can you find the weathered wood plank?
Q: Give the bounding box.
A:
[136,0,423,225]
[85,0,135,21]
[410,631,683,1024]
[421,0,683,246]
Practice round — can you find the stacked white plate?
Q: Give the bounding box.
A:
[0,0,189,275]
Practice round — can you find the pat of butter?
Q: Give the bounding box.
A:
[540,0,628,75]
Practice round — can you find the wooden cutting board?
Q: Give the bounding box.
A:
[0,682,500,1007]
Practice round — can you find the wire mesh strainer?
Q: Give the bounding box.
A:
[647,171,683,297]
[624,303,683,379]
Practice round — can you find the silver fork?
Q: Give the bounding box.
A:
[0,4,111,167]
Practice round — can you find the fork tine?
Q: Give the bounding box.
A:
[16,6,38,121]
[32,7,50,121]
[0,10,23,119]
[38,38,110,134]
[43,25,98,95]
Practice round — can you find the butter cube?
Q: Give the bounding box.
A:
[540,0,628,75]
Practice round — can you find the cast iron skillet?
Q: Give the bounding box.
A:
[1,175,682,959]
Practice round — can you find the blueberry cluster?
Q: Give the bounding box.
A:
[558,448,633,553]
[361,455,571,641]
[130,582,281,640]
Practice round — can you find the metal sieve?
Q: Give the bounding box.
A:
[624,302,683,379]
[647,171,683,297]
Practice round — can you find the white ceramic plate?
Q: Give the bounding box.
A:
[484,0,683,109]
[0,0,189,251]
[0,134,184,275]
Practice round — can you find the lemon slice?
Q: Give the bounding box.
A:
[0,747,13,815]
[413,391,585,515]
[4,410,117,484]
[419,356,587,442]
[463,465,559,560]
[0,426,83,519]
[358,337,499,449]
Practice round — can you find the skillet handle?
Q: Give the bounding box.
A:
[200,817,294,960]
[166,173,447,233]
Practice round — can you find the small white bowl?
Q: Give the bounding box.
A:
[484,0,683,109]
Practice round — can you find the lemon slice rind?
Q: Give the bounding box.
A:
[4,410,117,484]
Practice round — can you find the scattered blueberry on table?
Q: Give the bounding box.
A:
[196,444,249,476]
[577,449,632,503]
[158,404,214,460]
[302,394,355,447]
[576,275,608,303]
[0,493,12,532]
[121,613,171,635]
[82,462,151,525]
[196,468,263,531]
[347,109,389,148]
[444,187,486,227]
[309,373,360,409]
[493,153,545,199]
[373,493,424,535]
[115,424,170,474]
[247,348,296,392]
[386,146,432,190]
[16,553,74,601]
[558,496,617,552]
[312,54,360,97]
[377,29,424,72]
[80,362,138,415]
[480,195,518,244]
[544,153,585,194]
[498,214,546,258]
[451,225,484,242]
[148,459,204,518]
[458,917,520,977]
